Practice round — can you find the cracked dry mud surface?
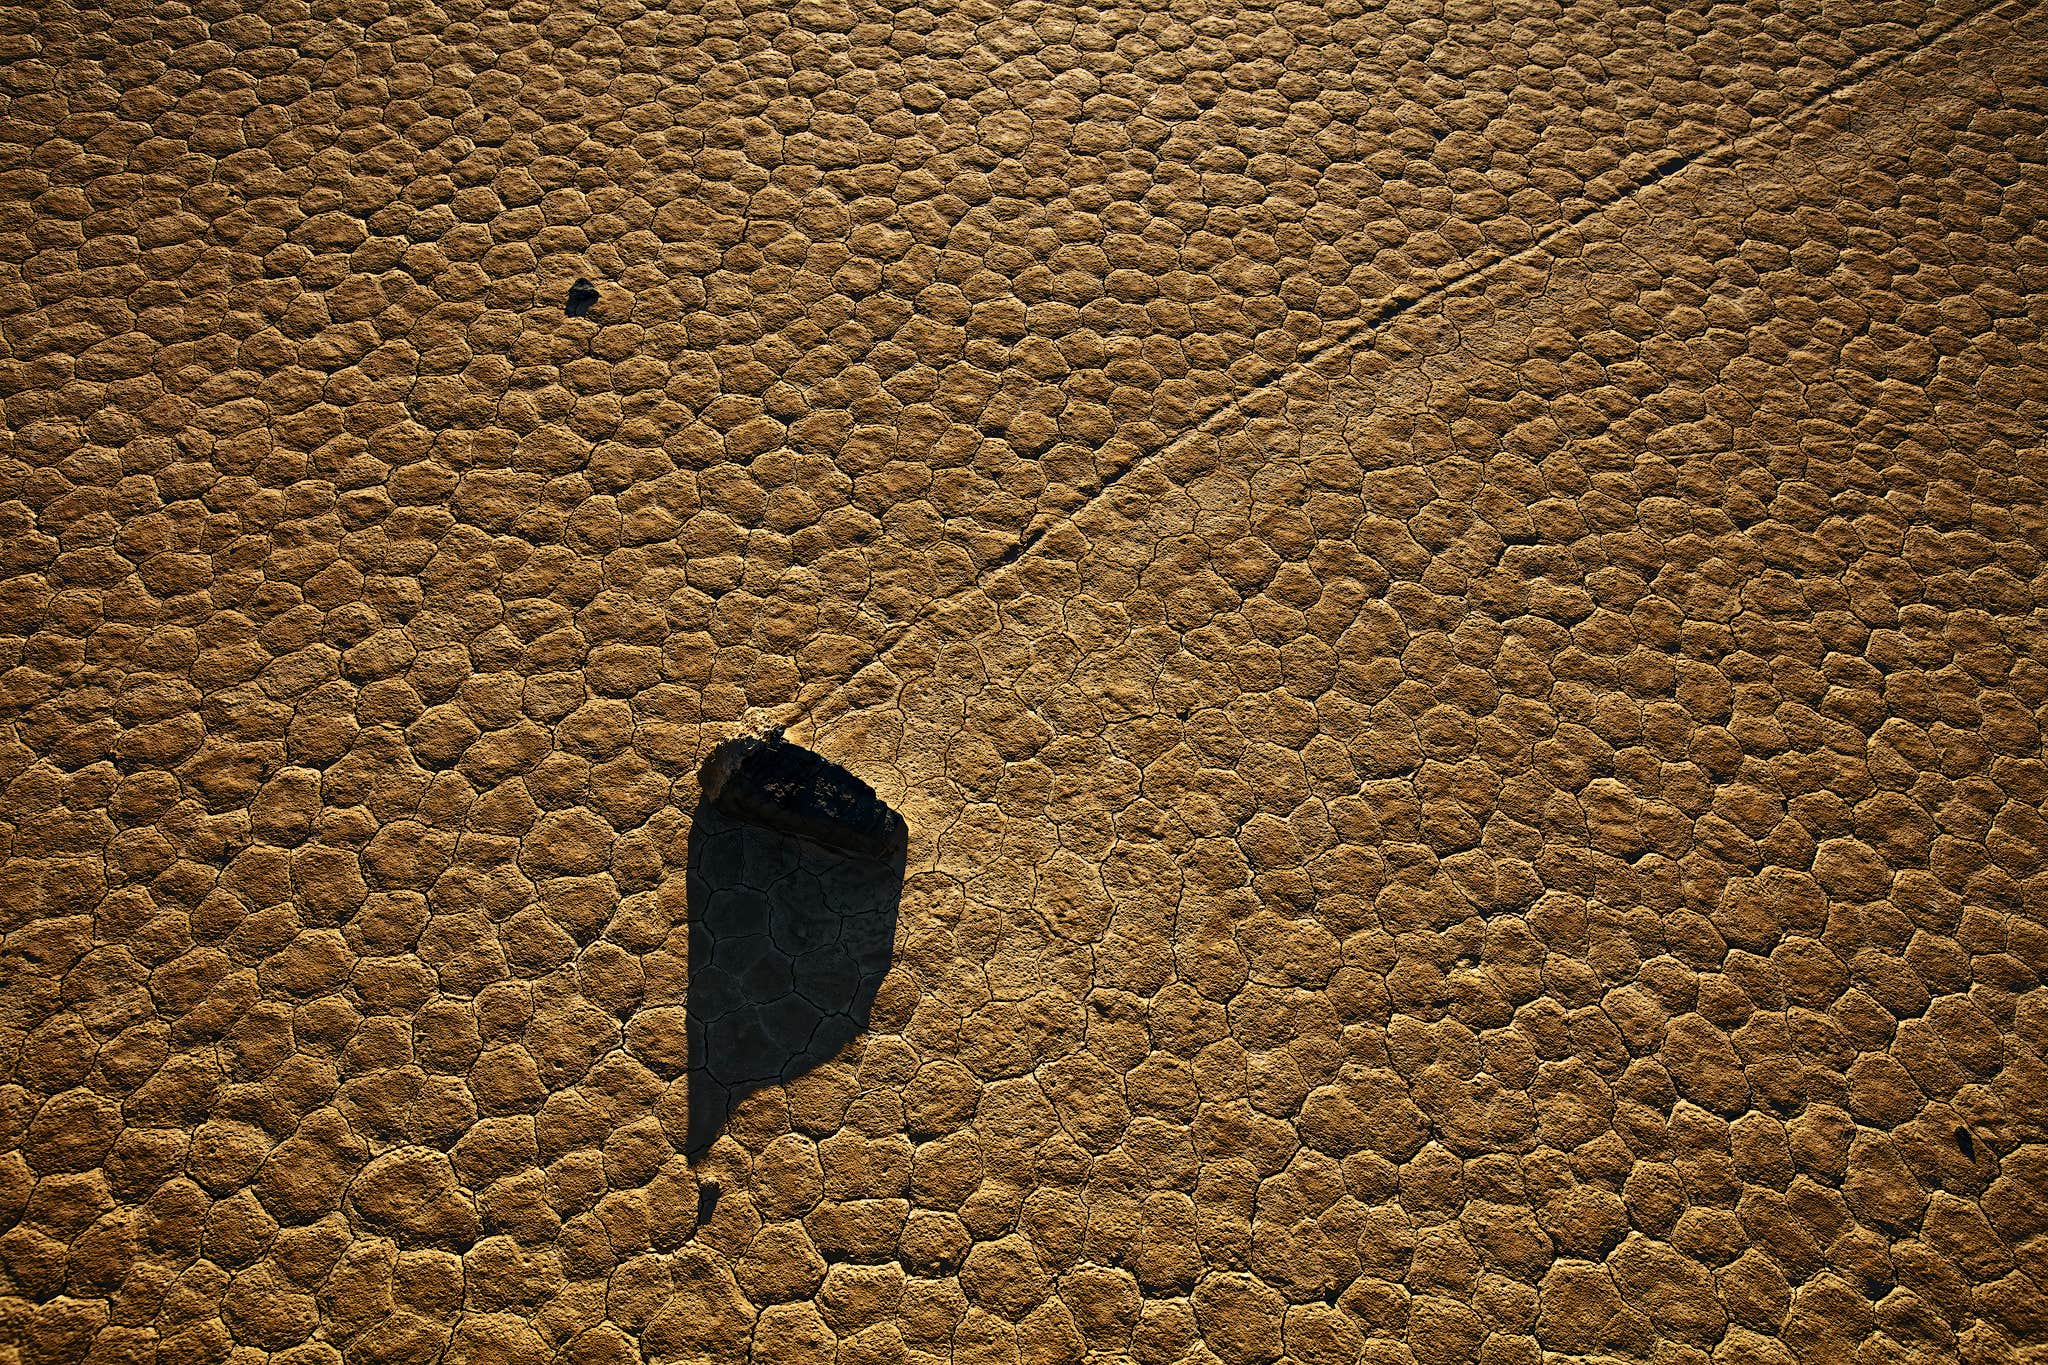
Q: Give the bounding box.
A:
[0,0,2045,1361]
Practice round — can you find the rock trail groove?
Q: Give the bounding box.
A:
[787,0,2034,737]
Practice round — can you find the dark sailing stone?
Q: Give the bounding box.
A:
[699,732,908,862]
[565,278,599,317]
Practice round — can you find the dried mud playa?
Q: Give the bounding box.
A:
[0,0,2045,1360]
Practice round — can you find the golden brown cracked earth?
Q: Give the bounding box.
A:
[0,0,2044,1360]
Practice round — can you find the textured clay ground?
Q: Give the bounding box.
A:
[1,0,2046,1361]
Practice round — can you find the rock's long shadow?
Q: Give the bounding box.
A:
[684,738,906,1158]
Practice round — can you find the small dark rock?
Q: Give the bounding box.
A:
[699,732,907,862]
[1956,1125,1976,1160]
[565,278,599,317]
